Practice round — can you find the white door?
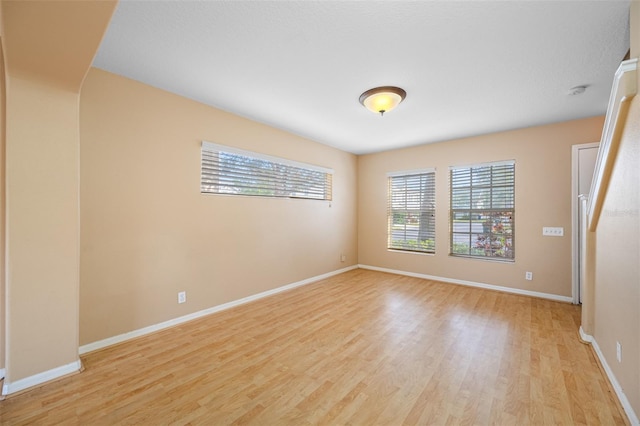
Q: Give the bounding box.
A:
[572,143,599,304]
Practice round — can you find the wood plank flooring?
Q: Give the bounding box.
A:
[0,269,627,425]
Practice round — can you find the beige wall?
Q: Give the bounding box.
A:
[588,3,640,417]
[358,117,604,297]
[5,77,83,380]
[632,1,639,58]
[1,0,115,386]
[593,93,640,417]
[79,69,358,345]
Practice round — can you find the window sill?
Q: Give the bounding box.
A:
[449,254,515,263]
[388,249,435,257]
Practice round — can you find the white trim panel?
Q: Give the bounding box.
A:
[80,265,358,355]
[387,167,435,177]
[449,159,515,170]
[579,326,594,343]
[358,264,573,303]
[571,143,599,305]
[588,58,637,231]
[581,328,639,426]
[201,141,334,174]
[2,360,81,396]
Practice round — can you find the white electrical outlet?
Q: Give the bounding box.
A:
[525,271,533,280]
[340,254,346,262]
[178,291,186,304]
[542,227,564,237]
[616,341,622,363]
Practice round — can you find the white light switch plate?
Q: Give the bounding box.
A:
[543,227,564,237]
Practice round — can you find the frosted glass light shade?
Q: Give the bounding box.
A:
[359,86,406,115]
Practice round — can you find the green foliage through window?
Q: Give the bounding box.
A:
[388,170,436,254]
[450,162,515,260]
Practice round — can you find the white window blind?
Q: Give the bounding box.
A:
[388,169,436,254]
[450,161,515,260]
[201,142,333,200]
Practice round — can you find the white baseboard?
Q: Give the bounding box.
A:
[1,360,81,396]
[580,328,639,426]
[358,264,573,303]
[80,265,358,355]
[579,326,594,343]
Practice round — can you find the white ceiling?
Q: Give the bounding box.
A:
[93,1,630,155]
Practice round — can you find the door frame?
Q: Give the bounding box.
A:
[571,142,600,304]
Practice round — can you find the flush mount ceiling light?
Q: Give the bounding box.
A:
[359,86,406,116]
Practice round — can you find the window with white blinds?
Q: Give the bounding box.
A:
[201,142,333,200]
[450,161,515,260]
[388,169,436,254]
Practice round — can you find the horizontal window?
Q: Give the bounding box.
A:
[201,142,333,200]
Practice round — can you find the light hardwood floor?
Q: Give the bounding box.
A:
[0,269,627,425]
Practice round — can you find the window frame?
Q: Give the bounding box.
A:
[201,141,333,201]
[449,160,515,261]
[387,168,436,255]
